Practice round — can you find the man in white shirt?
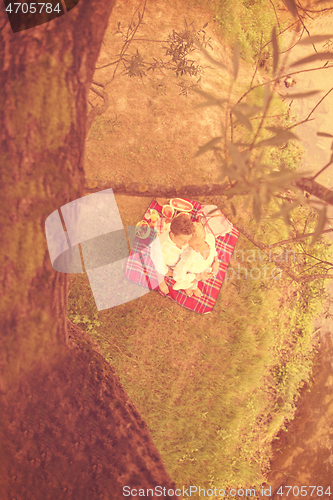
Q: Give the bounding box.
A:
[150,214,194,294]
[173,222,219,297]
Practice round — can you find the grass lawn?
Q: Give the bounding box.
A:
[67,199,328,498]
[73,2,332,495]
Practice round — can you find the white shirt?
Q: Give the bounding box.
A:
[173,232,217,290]
[150,224,189,275]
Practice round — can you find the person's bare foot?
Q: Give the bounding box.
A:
[159,279,169,294]
[185,288,194,297]
[166,269,173,277]
[193,287,202,298]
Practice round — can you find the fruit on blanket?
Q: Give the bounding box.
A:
[162,205,174,218]
[170,198,193,212]
[135,220,151,239]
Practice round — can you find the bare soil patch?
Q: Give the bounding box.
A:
[84,0,243,223]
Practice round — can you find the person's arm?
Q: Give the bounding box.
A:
[197,259,218,280]
[173,250,196,285]
[195,234,217,280]
[196,269,213,281]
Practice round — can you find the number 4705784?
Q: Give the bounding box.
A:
[277,486,331,497]
[6,3,61,13]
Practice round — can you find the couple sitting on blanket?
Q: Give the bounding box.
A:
[151,214,219,297]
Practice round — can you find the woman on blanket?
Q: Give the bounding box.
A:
[173,222,219,298]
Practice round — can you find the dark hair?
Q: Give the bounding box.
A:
[170,214,194,236]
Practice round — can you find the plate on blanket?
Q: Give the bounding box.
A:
[135,220,151,239]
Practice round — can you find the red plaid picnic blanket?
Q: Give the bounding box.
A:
[125,199,239,314]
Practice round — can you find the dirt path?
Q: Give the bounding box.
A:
[267,14,333,495]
